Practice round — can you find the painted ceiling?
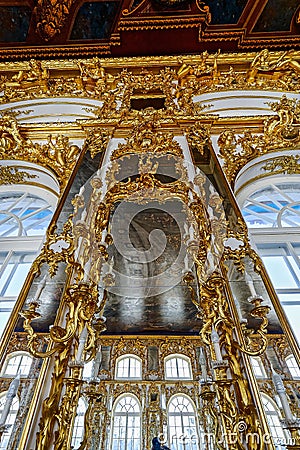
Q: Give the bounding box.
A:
[0,0,299,60]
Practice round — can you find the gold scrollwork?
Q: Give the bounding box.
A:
[34,0,76,41]
[0,166,37,185]
[262,154,300,175]
[111,121,183,160]
[218,95,300,184]
[0,112,81,190]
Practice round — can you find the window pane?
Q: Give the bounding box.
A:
[165,356,192,380]
[0,394,19,450]
[168,395,199,450]
[116,356,141,379]
[111,396,141,450]
[286,356,300,379]
[71,398,87,449]
[261,394,287,444]
[4,353,32,376]
[262,257,298,289]
[0,193,53,237]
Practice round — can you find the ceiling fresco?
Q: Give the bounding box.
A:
[0,0,299,60]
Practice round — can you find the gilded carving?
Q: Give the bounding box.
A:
[0,52,299,108]
[262,154,300,175]
[0,112,81,190]
[7,59,49,93]
[7,51,300,450]
[34,0,76,41]
[77,58,116,94]
[83,127,111,159]
[0,166,37,185]
[247,49,300,84]
[111,115,183,160]
[185,121,211,156]
[218,95,300,184]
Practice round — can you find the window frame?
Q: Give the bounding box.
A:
[164,354,192,380]
[1,351,33,377]
[110,393,142,450]
[115,354,142,380]
[285,355,300,379]
[71,397,87,450]
[167,394,201,450]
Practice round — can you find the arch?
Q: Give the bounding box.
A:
[285,354,300,379]
[164,354,192,380]
[237,179,300,344]
[1,351,33,377]
[110,394,141,450]
[240,182,300,229]
[115,354,142,380]
[0,186,57,337]
[167,394,200,450]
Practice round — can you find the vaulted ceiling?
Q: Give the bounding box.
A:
[0,0,299,60]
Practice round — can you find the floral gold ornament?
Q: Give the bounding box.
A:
[262,154,300,175]
[218,94,300,184]
[0,112,81,190]
[247,49,300,84]
[0,166,37,185]
[34,0,76,41]
[2,51,300,450]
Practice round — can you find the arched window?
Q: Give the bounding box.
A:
[261,393,287,446]
[0,190,55,336]
[250,357,266,378]
[165,354,192,380]
[71,397,87,449]
[285,355,300,379]
[110,394,141,450]
[115,355,142,380]
[1,351,33,377]
[167,394,200,450]
[0,392,19,450]
[240,182,300,343]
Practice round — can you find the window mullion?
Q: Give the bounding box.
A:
[4,192,27,214]
[282,248,300,288]
[0,250,13,277]
[1,253,23,297]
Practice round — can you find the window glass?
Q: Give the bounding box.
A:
[240,183,300,344]
[71,398,87,449]
[82,360,93,379]
[168,395,200,450]
[261,256,298,289]
[261,393,287,448]
[0,393,19,450]
[111,395,141,450]
[3,352,33,377]
[242,183,300,228]
[0,191,54,337]
[250,357,266,378]
[0,252,36,297]
[0,192,53,237]
[115,355,142,379]
[165,355,192,380]
[285,355,300,379]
